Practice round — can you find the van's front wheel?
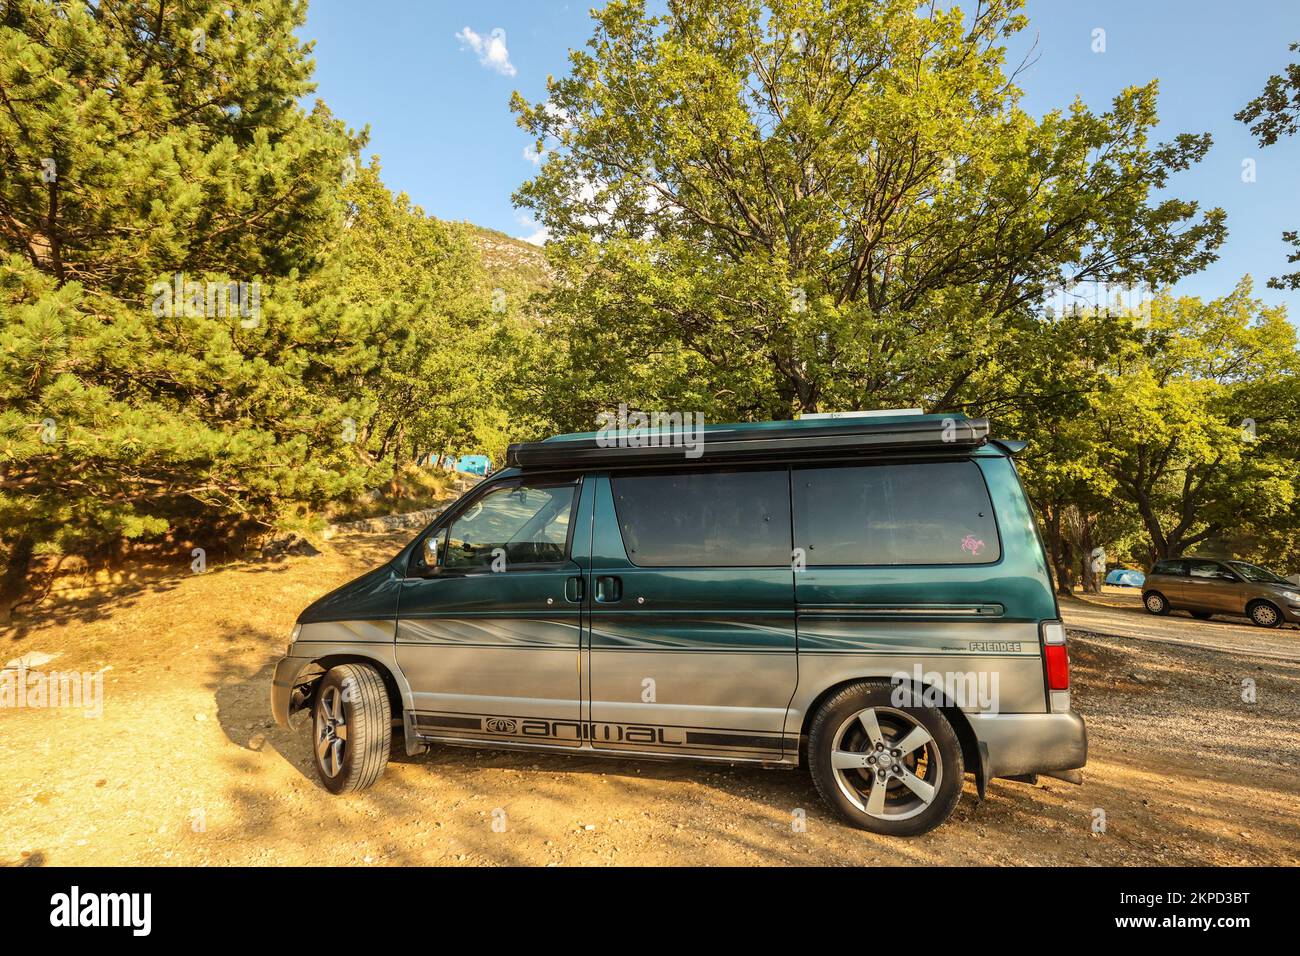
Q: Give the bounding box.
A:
[312,664,392,794]
[809,683,963,837]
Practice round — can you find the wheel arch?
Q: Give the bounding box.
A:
[290,652,406,720]
[796,675,981,793]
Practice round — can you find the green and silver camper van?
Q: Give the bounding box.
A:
[271,411,1086,836]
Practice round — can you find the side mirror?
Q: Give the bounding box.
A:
[420,530,446,577]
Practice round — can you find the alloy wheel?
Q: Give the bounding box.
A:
[315,684,348,778]
[829,706,942,821]
[1252,603,1280,627]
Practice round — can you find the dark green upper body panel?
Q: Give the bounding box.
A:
[299,414,1057,627]
[298,560,406,624]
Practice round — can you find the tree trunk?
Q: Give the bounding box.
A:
[1044,505,1073,597]
[1131,493,1171,560]
[377,418,400,462]
[386,423,407,497]
[0,534,36,622]
[1079,517,1101,594]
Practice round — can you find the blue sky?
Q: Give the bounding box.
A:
[301,0,1300,314]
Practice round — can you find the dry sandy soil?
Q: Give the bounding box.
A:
[3,530,1298,867]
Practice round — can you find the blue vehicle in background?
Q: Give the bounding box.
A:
[1105,568,1145,588]
[452,454,492,476]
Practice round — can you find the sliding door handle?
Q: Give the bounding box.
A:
[595,575,623,603]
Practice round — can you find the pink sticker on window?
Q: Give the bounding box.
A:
[961,534,985,557]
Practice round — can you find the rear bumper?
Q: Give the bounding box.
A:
[967,710,1087,780]
[270,655,313,727]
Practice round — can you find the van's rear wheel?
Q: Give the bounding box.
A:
[1143,591,1170,615]
[312,664,391,794]
[809,682,963,837]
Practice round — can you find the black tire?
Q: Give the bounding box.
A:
[1248,600,1283,629]
[1143,591,1170,615]
[311,663,392,794]
[1190,610,1213,620]
[808,681,963,837]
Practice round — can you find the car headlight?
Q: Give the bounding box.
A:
[286,622,302,654]
[1281,591,1300,603]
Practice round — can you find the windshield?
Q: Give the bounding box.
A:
[1226,560,1289,585]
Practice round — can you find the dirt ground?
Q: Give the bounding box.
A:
[3,530,1298,867]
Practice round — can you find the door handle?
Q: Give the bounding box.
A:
[565,575,585,603]
[595,575,622,603]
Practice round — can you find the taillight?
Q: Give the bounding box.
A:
[1042,621,1071,712]
[1045,643,1070,689]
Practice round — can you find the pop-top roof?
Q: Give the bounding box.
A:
[505,412,994,470]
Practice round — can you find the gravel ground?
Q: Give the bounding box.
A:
[1061,589,1300,661]
[2,532,1297,866]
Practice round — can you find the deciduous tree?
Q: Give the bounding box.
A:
[513,0,1226,422]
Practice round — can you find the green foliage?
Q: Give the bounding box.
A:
[509,0,1300,578]
[1090,280,1300,560]
[293,161,496,470]
[513,0,1226,422]
[1003,281,1300,575]
[3,0,1299,618]
[0,0,515,612]
[0,0,367,599]
[1237,40,1300,289]
[1236,40,1300,147]
[0,0,355,293]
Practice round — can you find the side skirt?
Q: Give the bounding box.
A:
[408,732,800,769]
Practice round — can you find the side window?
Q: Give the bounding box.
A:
[1153,559,1186,576]
[610,469,791,567]
[443,481,577,571]
[1187,559,1231,580]
[793,461,1000,566]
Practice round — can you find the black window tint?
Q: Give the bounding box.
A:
[1153,559,1186,576]
[611,469,791,567]
[794,461,999,566]
[444,481,576,570]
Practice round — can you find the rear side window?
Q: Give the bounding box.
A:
[793,461,999,566]
[611,469,791,567]
[1152,559,1186,576]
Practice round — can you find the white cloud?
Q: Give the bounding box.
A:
[523,144,544,166]
[455,26,516,77]
[516,213,549,246]
[542,101,571,129]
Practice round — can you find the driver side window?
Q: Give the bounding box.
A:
[443,481,577,571]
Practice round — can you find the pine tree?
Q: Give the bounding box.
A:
[0,0,366,615]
